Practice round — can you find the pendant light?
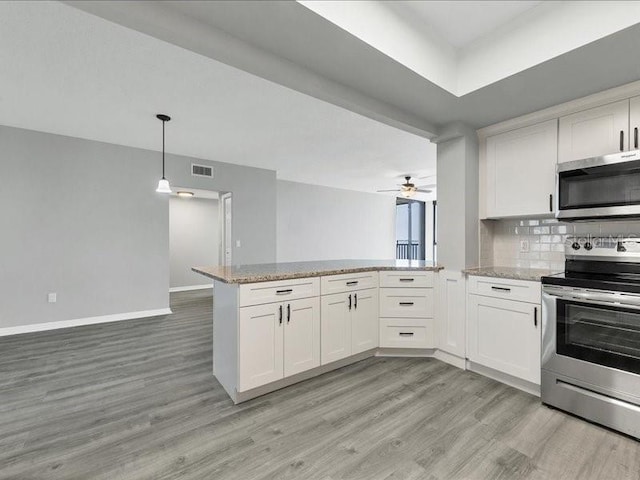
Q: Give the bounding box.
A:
[155,113,172,193]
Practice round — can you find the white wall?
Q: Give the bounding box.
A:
[277,180,395,262]
[170,196,219,289]
[0,125,276,331]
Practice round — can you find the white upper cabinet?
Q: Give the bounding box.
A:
[629,96,640,151]
[558,99,630,163]
[484,119,558,218]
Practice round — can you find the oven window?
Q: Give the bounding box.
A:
[557,300,640,374]
[559,166,640,210]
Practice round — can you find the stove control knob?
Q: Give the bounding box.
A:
[571,242,580,250]
[584,242,593,251]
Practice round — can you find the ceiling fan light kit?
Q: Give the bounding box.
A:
[377,175,433,197]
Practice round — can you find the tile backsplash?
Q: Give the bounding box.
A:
[480,218,640,271]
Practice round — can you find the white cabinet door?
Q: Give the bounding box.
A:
[436,271,465,358]
[485,119,557,218]
[467,295,540,385]
[320,293,351,365]
[238,303,284,391]
[630,96,640,151]
[284,297,320,377]
[558,100,629,163]
[351,288,379,355]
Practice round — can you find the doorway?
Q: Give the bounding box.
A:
[169,189,220,292]
[220,192,232,266]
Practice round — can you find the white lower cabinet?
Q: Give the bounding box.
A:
[239,296,320,391]
[238,302,284,391]
[320,293,352,364]
[351,288,379,355]
[467,293,541,385]
[320,287,379,364]
[284,297,321,377]
[379,272,435,349]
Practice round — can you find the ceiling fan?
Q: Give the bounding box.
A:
[377,176,435,198]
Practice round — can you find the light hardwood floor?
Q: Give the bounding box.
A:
[0,290,638,480]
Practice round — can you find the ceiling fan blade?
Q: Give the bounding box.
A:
[376,189,400,192]
[415,189,433,193]
[417,183,436,189]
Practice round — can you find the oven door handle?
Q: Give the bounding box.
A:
[544,287,640,311]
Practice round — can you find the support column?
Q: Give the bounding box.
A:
[432,123,479,366]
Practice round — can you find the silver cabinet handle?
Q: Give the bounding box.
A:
[491,286,511,292]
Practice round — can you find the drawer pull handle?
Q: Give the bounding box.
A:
[399,278,415,282]
[276,289,293,295]
[399,332,414,337]
[399,302,414,306]
[491,286,511,292]
[346,281,359,286]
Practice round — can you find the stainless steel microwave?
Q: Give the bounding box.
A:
[556,150,640,220]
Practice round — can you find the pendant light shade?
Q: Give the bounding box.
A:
[155,113,172,194]
[156,178,171,193]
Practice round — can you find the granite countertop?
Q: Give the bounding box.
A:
[462,266,561,282]
[193,260,443,284]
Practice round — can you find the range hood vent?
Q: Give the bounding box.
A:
[191,164,213,178]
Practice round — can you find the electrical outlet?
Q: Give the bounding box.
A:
[48,292,57,303]
[520,240,530,253]
[236,240,241,248]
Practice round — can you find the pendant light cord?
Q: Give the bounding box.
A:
[162,119,166,179]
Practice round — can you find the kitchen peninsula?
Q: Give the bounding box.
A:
[194,260,442,403]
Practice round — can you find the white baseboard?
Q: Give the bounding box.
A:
[434,350,466,370]
[467,361,540,397]
[0,308,173,337]
[169,284,212,293]
[376,347,436,357]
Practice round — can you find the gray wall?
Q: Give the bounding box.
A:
[0,125,276,329]
[170,196,219,289]
[277,180,396,262]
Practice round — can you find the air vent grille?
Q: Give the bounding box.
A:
[191,163,213,178]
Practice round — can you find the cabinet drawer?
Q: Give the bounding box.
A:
[379,318,434,348]
[467,276,540,304]
[380,288,433,318]
[239,277,320,307]
[379,271,434,288]
[321,272,378,295]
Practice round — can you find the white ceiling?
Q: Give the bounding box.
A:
[0,1,436,198]
[392,1,541,49]
[300,1,640,96]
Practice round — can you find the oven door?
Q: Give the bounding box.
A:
[556,152,640,219]
[542,286,640,400]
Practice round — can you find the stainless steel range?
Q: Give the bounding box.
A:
[542,236,640,438]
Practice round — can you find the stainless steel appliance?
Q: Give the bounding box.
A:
[556,150,640,220]
[542,236,640,438]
